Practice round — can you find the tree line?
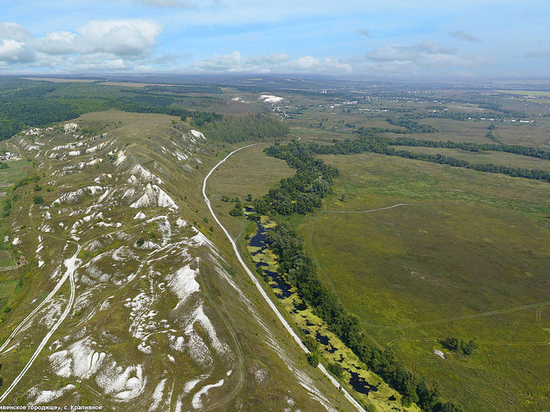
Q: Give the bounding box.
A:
[386,116,439,133]
[305,130,550,184]
[384,134,550,160]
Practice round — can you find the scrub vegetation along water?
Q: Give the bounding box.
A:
[0,76,549,411]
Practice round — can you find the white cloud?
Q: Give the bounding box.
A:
[0,19,162,71]
[35,31,80,55]
[0,39,35,63]
[0,22,35,63]
[76,20,162,58]
[0,22,31,43]
[365,40,490,70]
[190,51,351,74]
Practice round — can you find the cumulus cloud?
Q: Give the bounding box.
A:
[0,22,35,63]
[0,22,31,42]
[360,39,496,77]
[191,51,351,74]
[450,30,481,43]
[76,20,162,58]
[364,39,492,70]
[368,40,457,63]
[0,19,162,71]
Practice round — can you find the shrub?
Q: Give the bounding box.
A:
[327,362,344,378]
[32,196,44,204]
[306,352,320,367]
[229,208,243,217]
[303,336,318,352]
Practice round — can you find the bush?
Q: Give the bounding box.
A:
[303,335,318,352]
[33,196,44,204]
[229,208,243,217]
[306,352,320,367]
[327,362,345,378]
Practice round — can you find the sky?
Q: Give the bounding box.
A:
[0,0,549,79]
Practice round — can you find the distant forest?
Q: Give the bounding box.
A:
[198,114,289,143]
[0,79,276,141]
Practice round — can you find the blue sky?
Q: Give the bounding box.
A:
[1,0,549,78]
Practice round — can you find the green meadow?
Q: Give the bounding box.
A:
[293,152,550,411]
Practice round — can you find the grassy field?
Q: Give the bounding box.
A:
[0,279,18,297]
[496,90,550,97]
[291,152,550,411]
[206,129,550,411]
[206,143,294,240]
[383,118,550,147]
[0,250,15,268]
[0,160,31,195]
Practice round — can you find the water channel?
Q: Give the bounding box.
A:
[247,212,381,397]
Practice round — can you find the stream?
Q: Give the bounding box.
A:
[247,212,380,397]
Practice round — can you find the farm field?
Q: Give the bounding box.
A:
[292,152,550,411]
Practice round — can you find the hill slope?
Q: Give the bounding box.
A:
[0,111,353,411]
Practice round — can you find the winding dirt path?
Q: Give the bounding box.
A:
[203,145,363,412]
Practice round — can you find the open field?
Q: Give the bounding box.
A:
[207,143,294,239]
[0,279,18,297]
[290,152,550,411]
[0,160,31,194]
[496,90,550,97]
[0,250,15,268]
[383,118,550,147]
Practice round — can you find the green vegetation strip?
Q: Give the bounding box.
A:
[305,131,550,183]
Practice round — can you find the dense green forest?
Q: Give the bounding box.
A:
[0,79,225,140]
[198,114,289,143]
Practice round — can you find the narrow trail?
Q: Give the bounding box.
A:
[0,243,81,403]
[0,241,80,355]
[323,202,444,214]
[203,145,363,412]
